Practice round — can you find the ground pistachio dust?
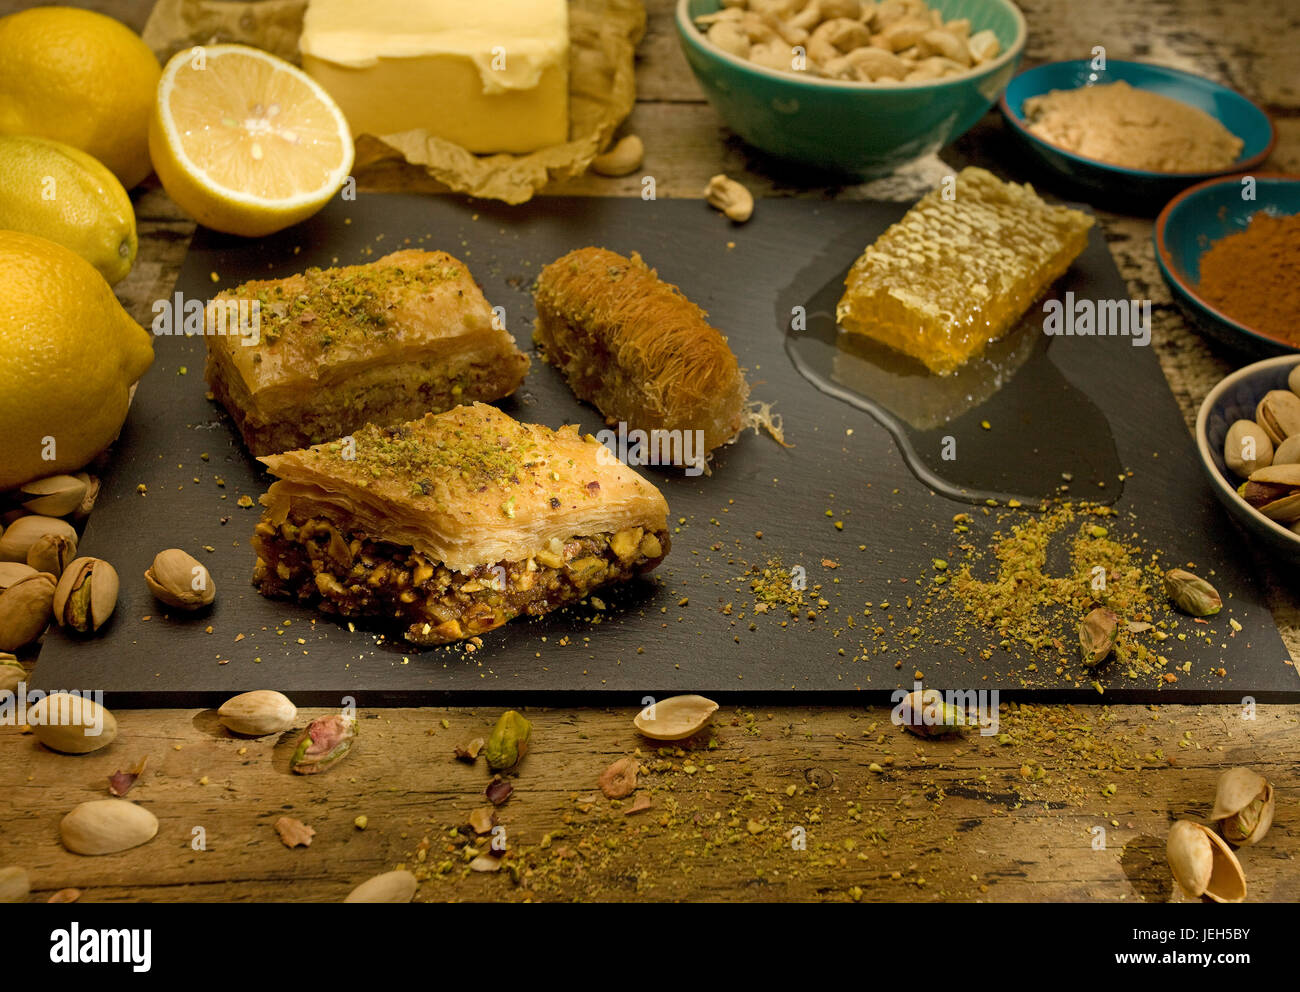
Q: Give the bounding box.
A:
[943,503,1215,686]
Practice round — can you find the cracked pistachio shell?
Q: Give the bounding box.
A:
[218,690,297,737]
[26,532,77,576]
[1256,390,1300,446]
[19,474,88,517]
[0,515,77,563]
[0,571,56,652]
[633,694,719,741]
[144,548,215,610]
[1209,767,1274,846]
[1167,819,1246,903]
[29,692,117,754]
[52,557,119,634]
[0,562,38,590]
[485,709,532,770]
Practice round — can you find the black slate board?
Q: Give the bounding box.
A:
[32,194,1297,705]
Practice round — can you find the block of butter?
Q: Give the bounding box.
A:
[300,0,569,155]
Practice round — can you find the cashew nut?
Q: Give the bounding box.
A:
[879,16,928,51]
[707,19,751,58]
[968,29,1000,64]
[591,135,644,177]
[842,45,908,80]
[789,0,823,31]
[705,174,754,223]
[905,55,964,81]
[748,40,797,71]
[819,0,861,18]
[698,0,991,85]
[808,17,871,63]
[740,10,779,42]
[919,28,971,66]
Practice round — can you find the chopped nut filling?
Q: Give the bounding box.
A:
[252,516,669,645]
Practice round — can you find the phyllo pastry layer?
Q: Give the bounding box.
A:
[206,249,529,456]
[252,402,671,645]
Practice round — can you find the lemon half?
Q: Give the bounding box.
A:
[149,45,354,238]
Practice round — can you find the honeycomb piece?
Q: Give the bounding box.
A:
[836,167,1095,375]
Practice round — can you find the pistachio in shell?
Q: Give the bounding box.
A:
[1290,364,1300,398]
[1223,419,1273,477]
[344,869,417,903]
[1166,818,1246,903]
[0,866,30,903]
[898,688,967,737]
[26,532,77,576]
[0,653,25,693]
[52,557,119,634]
[1163,568,1222,617]
[144,548,215,610]
[1209,767,1274,846]
[485,709,532,770]
[290,713,356,774]
[218,689,297,737]
[19,474,88,517]
[60,800,158,856]
[633,694,719,741]
[1255,390,1300,446]
[0,561,38,589]
[0,515,77,563]
[72,473,100,522]
[28,692,118,754]
[1078,607,1119,667]
[0,570,56,652]
[1272,434,1300,467]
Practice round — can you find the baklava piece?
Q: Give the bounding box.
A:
[836,167,1094,375]
[206,250,529,456]
[252,402,671,646]
[533,247,750,462]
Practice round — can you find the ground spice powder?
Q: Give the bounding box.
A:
[1196,211,1300,341]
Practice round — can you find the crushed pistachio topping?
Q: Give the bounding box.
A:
[241,259,461,349]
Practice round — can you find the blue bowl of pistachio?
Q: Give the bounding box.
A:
[676,0,1027,179]
[1197,355,1300,563]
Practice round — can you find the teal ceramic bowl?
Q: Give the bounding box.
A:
[1000,60,1276,204]
[1155,173,1300,357]
[1196,355,1300,565]
[676,0,1026,179]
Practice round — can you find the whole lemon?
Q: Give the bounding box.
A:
[0,231,154,490]
[0,135,138,285]
[0,7,161,190]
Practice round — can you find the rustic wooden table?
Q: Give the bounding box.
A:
[2,0,1297,903]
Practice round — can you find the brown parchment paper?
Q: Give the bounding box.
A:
[142,0,645,204]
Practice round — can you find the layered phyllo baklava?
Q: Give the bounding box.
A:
[206,250,529,455]
[252,402,671,645]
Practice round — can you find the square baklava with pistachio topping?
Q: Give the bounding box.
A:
[251,402,671,645]
[205,249,529,456]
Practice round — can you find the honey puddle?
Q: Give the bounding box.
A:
[783,265,1124,506]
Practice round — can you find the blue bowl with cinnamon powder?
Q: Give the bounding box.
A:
[1155,173,1300,358]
